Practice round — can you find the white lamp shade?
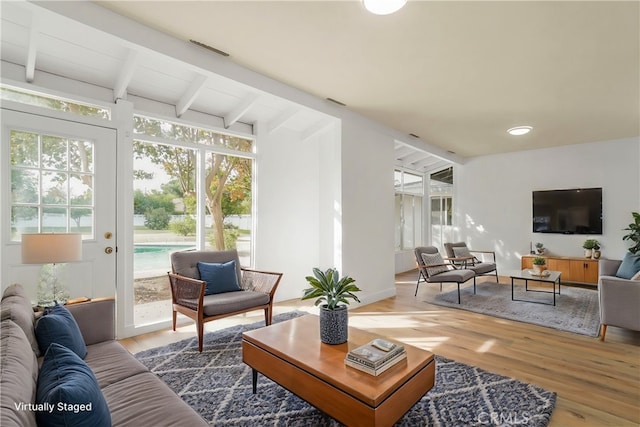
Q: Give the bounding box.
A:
[21,233,83,264]
[363,0,407,15]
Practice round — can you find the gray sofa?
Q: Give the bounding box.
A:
[598,259,640,341]
[0,284,207,426]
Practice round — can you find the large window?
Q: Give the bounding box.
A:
[395,170,423,251]
[132,115,253,325]
[430,167,454,248]
[1,85,111,119]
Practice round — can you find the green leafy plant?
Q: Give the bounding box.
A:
[302,268,361,310]
[622,212,640,254]
[532,257,546,266]
[535,242,544,249]
[582,239,599,250]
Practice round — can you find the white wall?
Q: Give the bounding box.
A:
[455,137,640,273]
[254,125,322,302]
[341,121,397,304]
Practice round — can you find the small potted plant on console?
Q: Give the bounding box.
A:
[535,242,545,254]
[583,239,599,258]
[532,256,547,275]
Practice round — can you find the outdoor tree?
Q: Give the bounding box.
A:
[133,116,251,250]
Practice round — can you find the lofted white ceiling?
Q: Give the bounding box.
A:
[2,1,638,173]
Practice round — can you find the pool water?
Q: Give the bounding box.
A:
[134,244,195,275]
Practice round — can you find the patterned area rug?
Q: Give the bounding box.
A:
[427,281,600,337]
[135,312,556,426]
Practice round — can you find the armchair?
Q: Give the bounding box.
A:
[414,246,475,303]
[169,250,282,352]
[598,258,640,341]
[444,242,499,282]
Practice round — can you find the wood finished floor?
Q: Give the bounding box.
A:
[120,271,640,426]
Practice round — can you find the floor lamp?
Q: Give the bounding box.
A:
[21,233,83,307]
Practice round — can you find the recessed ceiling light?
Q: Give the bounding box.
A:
[362,0,407,15]
[507,126,532,136]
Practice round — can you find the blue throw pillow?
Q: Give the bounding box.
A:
[616,252,640,279]
[35,303,87,359]
[197,260,241,295]
[37,343,111,427]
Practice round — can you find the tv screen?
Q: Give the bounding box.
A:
[532,188,602,234]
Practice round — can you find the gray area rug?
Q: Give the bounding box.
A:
[135,312,556,426]
[427,281,599,337]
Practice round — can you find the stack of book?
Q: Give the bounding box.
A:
[344,338,406,376]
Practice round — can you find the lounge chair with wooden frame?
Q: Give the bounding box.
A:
[443,242,499,282]
[414,246,475,303]
[168,250,282,352]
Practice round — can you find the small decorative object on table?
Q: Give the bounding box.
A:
[302,268,361,345]
[532,256,547,275]
[535,242,545,254]
[345,338,406,376]
[583,239,599,258]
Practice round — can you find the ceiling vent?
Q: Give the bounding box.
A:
[189,40,230,57]
[326,98,346,107]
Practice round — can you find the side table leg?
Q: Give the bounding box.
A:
[252,369,258,394]
[511,277,514,300]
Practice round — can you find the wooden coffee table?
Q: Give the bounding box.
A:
[242,314,435,427]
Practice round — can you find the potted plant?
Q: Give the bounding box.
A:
[302,268,361,345]
[582,239,598,258]
[622,212,640,255]
[535,242,545,254]
[532,256,547,275]
[592,242,602,259]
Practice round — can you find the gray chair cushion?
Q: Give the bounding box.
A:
[420,252,449,276]
[468,262,497,275]
[426,269,474,283]
[202,291,270,316]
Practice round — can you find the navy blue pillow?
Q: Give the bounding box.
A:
[616,252,640,279]
[35,303,87,359]
[37,343,111,427]
[197,260,241,295]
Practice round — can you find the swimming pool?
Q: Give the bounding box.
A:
[134,244,195,275]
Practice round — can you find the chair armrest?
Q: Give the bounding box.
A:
[240,268,283,298]
[65,298,115,345]
[469,250,496,262]
[168,273,205,311]
[599,259,622,277]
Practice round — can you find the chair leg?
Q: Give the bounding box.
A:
[265,304,273,326]
[600,324,607,341]
[473,276,477,294]
[172,310,177,331]
[415,271,422,296]
[197,321,204,353]
[457,283,461,304]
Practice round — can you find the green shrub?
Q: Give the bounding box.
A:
[208,226,240,249]
[144,208,170,230]
[169,216,196,236]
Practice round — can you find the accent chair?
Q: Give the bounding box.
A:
[598,257,640,341]
[443,242,499,282]
[169,250,282,352]
[414,246,475,303]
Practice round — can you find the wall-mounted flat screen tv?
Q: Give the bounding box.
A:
[532,188,602,234]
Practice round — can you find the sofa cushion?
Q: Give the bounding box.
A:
[0,320,38,427]
[1,289,40,356]
[197,260,241,295]
[421,252,449,276]
[101,372,208,426]
[202,291,270,316]
[616,252,640,280]
[35,303,87,359]
[37,343,111,427]
[84,341,149,389]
